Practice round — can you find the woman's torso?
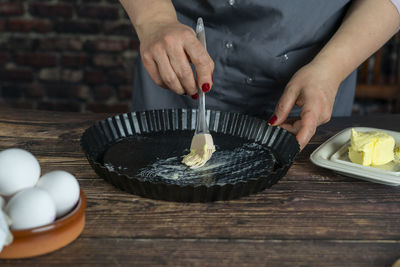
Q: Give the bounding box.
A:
[132,0,356,117]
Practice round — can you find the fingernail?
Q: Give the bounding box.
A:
[201,83,210,93]
[191,93,198,100]
[268,115,277,126]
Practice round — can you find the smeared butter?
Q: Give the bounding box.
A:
[348,129,395,166]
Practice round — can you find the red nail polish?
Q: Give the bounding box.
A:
[191,93,198,100]
[268,115,277,126]
[201,83,210,93]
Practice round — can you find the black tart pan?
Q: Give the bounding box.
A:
[81,109,299,202]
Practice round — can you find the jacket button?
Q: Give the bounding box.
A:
[280,54,289,62]
[245,77,253,84]
[225,41,233,49]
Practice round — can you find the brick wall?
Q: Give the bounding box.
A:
[1,1,399,115]
[0,0,138,113]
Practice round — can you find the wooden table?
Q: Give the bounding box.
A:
[1,107,400,266]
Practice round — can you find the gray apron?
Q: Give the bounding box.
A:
[132,0,356,117]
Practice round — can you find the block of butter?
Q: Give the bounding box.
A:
[348,129,395,166]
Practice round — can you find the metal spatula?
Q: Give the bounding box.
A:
[181,18,215,169]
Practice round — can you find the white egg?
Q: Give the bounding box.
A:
[36,171,80,218]
[0,148,41,197]
[5,187,56,230]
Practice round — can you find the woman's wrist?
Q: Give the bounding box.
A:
[120,0,178,41]
[308,55,346,86]
[135,17,178,41]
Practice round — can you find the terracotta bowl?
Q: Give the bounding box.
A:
[0,190,86,259]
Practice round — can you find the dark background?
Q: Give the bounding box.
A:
[0,0,399,114]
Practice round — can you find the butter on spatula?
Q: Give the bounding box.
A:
[348,129,395,166]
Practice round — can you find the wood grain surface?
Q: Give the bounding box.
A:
[1,107,400,266]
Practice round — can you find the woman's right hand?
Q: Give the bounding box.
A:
[137,20,214,98]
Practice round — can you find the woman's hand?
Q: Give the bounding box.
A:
[269,61,341,150]
[269,0,400,150]
[120,0,214,98]
[137,20,214,98]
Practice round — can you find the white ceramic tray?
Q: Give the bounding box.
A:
[310,127,400,186]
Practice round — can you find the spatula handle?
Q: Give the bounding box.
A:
[195,17,209,135]
[196,89,208,134]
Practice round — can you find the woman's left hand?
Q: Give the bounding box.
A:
[269,61,341,150]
